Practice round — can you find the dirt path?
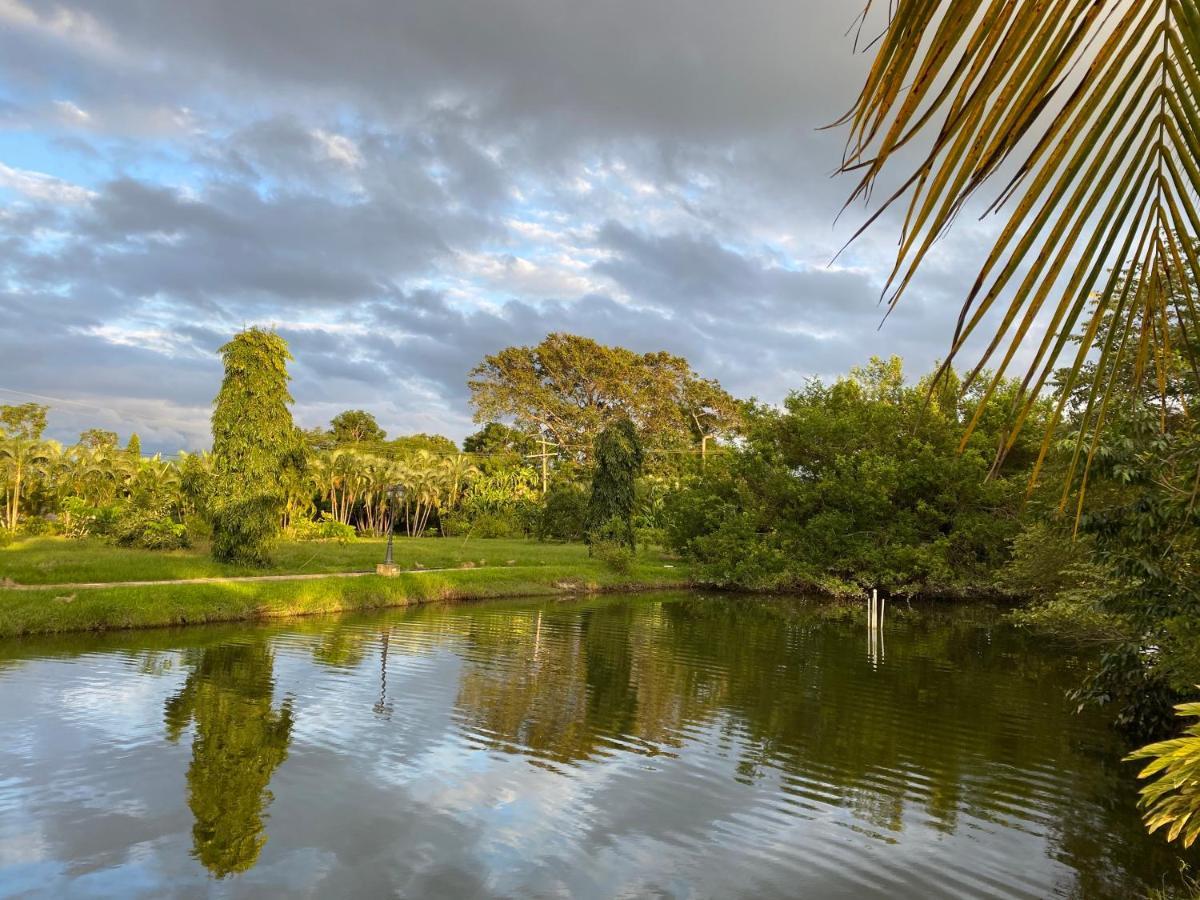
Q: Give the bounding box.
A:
[1,566,475,591]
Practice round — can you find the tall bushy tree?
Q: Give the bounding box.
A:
[209,329,301,565]
[586,418,644,551]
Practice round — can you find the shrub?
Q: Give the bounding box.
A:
[112,506,191,551]
[690,518,791,590]
[287,514,356,544]
[537,482,588,542]
[592,538,634,575]
[17,517,51,537]
[442,509,527,538]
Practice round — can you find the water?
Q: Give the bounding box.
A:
[0,592,1189,898]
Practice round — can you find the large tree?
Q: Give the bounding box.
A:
[468,333,740,460]
[209,329,302,565]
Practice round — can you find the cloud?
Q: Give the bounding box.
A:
[0,162,94,204]
[0,0,1011,451]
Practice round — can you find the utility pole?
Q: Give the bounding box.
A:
[525,436,558,495]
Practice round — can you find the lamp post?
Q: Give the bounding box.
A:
[377,485,403,576]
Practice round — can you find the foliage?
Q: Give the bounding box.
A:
[165,642,294,877]
[686,517,790,590]
[286,513,357,544]
[384,433,458,458]
[463,422,534,459]
[586,418,644,551]
[328,409,386,445]
[449,464,539,537]
[666,357,1033,595]
[839,1,1200,478]
[1,403,47,441]
[209,329,303,565]
[0,403,50,532]
[113,511,191,551]
[1001,521,1129,642]
[1129,700,1200,848]
[78,429,118,450]
[536,481,588,542]
[590,530,635,575]
[468,332,740,471]
[441,509,527,539]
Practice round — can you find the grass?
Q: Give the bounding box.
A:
[0,535,603,585]
[0,537,691,637]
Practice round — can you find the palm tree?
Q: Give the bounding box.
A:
[839,1,1200,493]
[440,454,479,510]
[0,434,50,531]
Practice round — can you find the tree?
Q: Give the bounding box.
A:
[329,409,386,445]
[468,333,739,462]
[383,433,458,458]
[126,433,141,460]
[79,428,118,450]
[165,642,294,877]
[586,418,644,551]
[0,403,49,531]
[839,2,1200,477]
[665,357,1037,593]
[209,329,302,565]
[463,422,534,456]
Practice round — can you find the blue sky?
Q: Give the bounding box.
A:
[0,0,1009,451]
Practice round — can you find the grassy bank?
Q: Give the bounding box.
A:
[0,538,690,637]
[0,535,597,585]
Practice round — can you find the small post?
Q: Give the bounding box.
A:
[376,485,401,576]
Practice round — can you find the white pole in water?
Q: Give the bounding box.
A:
[879,593,886,629]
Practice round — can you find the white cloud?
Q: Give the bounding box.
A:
[0,163,95,205]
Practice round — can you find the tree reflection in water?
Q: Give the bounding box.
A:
[164,640,294,878]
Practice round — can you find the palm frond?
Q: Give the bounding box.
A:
[840,0,1200,498]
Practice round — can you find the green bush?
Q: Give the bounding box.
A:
[112,506,191,551]
[591,538,634,575]
[17,517,51,537]
[635,526,668,548]
[536,482,588,542]
[287,514,356,544]
[690,518,791,590]
[442,509,527,538]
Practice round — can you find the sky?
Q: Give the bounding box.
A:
[0,0,1010,452]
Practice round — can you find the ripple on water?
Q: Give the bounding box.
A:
[0,593,1188,898]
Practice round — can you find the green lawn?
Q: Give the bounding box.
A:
[0,542,691,637]
[0,535,614,585]
[0,536,692,637]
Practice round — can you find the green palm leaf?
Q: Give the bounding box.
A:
[839,0,1200,500]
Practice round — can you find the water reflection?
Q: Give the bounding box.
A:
[163,641,293,878]
[0,593,1193,897]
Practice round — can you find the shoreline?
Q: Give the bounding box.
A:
[0,564,692,638]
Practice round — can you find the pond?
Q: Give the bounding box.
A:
[0,592,1189,898]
